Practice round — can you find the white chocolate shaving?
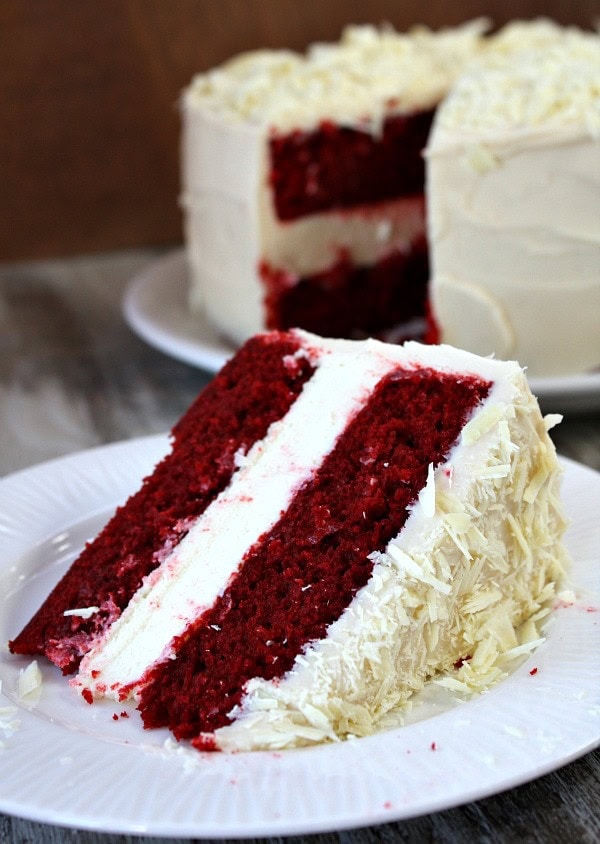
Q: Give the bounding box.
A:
[210,364,569,750]
[63,606,100,619]
[543,414,563,431]
[17,661,42,708]
[184,20,488,131]
[0,679,20,739]
[436,22,600,135]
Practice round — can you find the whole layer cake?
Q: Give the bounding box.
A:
[10,331,569,751]
[181,19,600,377]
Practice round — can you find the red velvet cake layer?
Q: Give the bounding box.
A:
[269,111,435,221]
[9,333,314,672]
[260,239,429,339]
[138,368,490,743]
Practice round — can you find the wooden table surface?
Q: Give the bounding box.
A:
[0,249,598,844]
[4,1,597,262]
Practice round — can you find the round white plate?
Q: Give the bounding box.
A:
[0,439,598,838]
[123,250,600,412]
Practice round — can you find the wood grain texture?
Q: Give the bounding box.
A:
[1,0,598,259]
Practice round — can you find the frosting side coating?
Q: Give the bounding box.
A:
[74,335,415,700]
[211,363,569,750]
[427,21,600,376]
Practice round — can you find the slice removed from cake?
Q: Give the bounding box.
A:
[9,330,569,751]
[182,21,488,344]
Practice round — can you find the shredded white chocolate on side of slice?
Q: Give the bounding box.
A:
[209,368,569,751]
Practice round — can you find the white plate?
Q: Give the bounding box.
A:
[123,250,600,412]
[0,439,598,838]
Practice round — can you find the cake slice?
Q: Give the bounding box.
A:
[181,21,487,345]
[10,330,569,751]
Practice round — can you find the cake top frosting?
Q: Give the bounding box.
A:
[184,18,599,137]
[434,19,600,139]
[183,20,488,131]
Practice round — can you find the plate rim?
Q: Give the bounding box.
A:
[0,438,599,837]
[123,250,234,372]
[122,249,600,409]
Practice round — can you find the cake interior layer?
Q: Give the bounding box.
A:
[138,366,490,741]
[260,239,429,340]
[9,333,314,672]
[269,111,435,221]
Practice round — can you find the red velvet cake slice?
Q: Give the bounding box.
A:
[9,332,314,672]
[10,330,568,751]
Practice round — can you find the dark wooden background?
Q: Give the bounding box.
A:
[2,0,597,261]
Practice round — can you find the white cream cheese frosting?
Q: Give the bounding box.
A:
[181,22,487,345]
[73,332,568,752]
[75,334,408,699]
[427,21,600,376]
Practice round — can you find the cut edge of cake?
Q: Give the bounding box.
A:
[180,20,490,346]
[38,330,571,752]
[203,338,570,750]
